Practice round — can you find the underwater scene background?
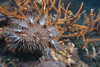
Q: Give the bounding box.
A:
[0,0,100,67]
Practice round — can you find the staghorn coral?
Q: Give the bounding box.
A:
[0,0,100,66]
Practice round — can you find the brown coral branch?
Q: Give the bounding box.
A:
[29,0,40,13]
[61,33,78,37]
[74,2,83,18]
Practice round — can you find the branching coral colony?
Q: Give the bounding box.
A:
[0,0,100,66]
